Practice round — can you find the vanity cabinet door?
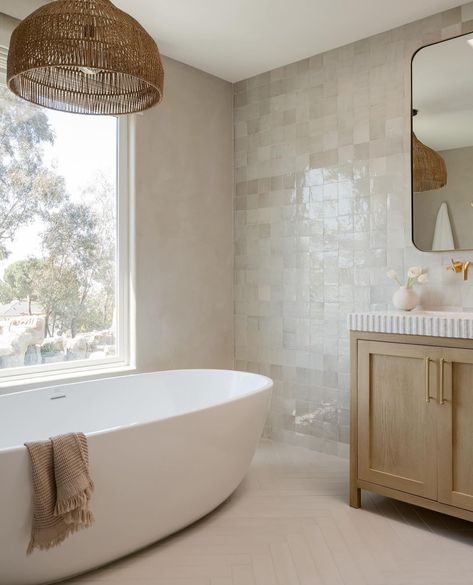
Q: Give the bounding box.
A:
[438,348,473,511]
[357,341,439,500]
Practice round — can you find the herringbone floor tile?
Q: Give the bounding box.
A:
[67,440,473,585]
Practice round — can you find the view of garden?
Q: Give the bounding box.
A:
[0,84,118,369]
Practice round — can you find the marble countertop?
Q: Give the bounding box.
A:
[348,310,473,339]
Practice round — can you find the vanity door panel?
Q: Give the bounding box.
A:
[438,348,473,511]
[357,341,439,499]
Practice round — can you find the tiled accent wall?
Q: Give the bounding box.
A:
[234,3,473,456]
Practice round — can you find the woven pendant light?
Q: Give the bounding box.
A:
[7,0,164,115]
[412,133,447,192]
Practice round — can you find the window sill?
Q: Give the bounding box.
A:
[0,363,136,394]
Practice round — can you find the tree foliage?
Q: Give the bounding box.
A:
[0,85,66,259]
[0,88,116,338]
[0,258,42,313]
[39,193,115,337]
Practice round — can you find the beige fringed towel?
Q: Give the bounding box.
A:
[25,433,94,554]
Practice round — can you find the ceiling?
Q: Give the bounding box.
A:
[2,0,466,82]
[413,31,473,151]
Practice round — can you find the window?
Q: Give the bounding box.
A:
[0,46,132,384]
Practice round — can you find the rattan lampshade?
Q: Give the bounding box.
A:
[412,133,447,192]
[7,0,164,115]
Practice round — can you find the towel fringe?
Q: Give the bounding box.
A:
[27,521,87,555]
[63,507,95,527]
[54,490,91,516]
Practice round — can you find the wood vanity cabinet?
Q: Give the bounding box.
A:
[350,331,473,522]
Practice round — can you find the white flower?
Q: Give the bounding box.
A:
[408,266,423,278]
[387,269,402,286]
[417,273,428,284]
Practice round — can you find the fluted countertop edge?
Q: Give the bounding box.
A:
[347,311,473,339]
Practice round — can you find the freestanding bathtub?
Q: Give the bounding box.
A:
[0,369,272,585]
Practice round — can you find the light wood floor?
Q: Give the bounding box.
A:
[69,440,473,585]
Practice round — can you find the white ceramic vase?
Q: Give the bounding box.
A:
[392,286,419,311]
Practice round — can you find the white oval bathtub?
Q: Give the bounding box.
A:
[0,369,272,585]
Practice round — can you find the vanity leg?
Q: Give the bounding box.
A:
[350,485,361,508]
[349,332,361,509]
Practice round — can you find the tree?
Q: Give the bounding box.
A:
[0,88,117,340]
[0,193,117,338]
[0,85,66,259]
[0,258,43,314]
[79,174,116,330]
[39,188,115,337]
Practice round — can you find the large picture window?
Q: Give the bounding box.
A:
[0,55,131,384]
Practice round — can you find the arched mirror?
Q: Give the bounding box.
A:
[412,32,473,252]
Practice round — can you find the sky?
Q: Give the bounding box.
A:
[0,105,117,276]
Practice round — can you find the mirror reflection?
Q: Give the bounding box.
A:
[412,32,473,251]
